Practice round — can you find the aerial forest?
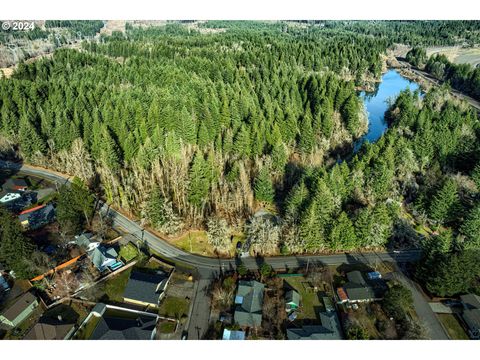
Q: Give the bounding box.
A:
[1,21,480,260]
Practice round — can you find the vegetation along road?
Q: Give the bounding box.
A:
[0,160,423,278]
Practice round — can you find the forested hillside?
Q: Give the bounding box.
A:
[1,21,480,257]
[0,24,375,230]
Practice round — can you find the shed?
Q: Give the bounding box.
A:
[285,289,301,311]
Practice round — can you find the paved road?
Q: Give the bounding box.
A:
[0,160,423,277]
[0,160,424,339]
[392,268,449,340]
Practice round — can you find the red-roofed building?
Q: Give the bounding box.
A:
[19,204,45,216]
[18,204,55,230]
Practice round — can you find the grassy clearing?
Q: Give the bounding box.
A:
[427,46,480,67]
[169,230,238,257]
[438,314,469,340]
[285,277,323,321]
[170,231,215,256]
[103,267,132,302]
[119,243,139,263]
[159,296,190,320]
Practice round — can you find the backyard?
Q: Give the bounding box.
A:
[102,267,133,302]
[118,243,139,263]
[284,276,324,322]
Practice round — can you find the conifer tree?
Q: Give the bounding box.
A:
[254,166,275,204]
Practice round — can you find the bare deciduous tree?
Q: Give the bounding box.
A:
[51,270,79,299]
[246,215,280,255]
[206,217,230,253]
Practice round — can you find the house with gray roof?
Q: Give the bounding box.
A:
[75,233,99,252]
[0,292,39,329]
[234,280,265,328]
[24,304,78,340]
[81,303,158,340]
[123,270,170,308]
[287,310,343,340]
[460,294,480,339]
[18,203,55,230]
[89,245,118,272]
[337,271,380,304]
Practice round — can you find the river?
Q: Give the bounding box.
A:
[353,69,421,152]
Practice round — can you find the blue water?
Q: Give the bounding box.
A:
[353,69,420,152]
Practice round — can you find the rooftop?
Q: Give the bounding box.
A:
[222,329,246,340]
[287,311,343,340]
[0,292,37,321]
[123,270,169,305]
[234,280,265,327]
[88,304,158,340]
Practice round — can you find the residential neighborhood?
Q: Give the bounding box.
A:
[0,168,479,342]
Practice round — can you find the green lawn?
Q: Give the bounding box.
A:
[285,277,324,321]
[119,243,139,263]
[159,321,176,333]
[171,231,217,256]
[103,267,132,302]
[438,314,469,340]
[159,296,190,320]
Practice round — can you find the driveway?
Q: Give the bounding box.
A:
[392,269,449,340]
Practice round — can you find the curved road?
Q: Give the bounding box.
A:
[1,160,445,339]
[0,160,422,278]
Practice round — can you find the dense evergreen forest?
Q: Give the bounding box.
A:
[1,21,480,265]
[0,20,104,43]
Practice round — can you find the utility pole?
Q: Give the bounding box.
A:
[306,258,310,273]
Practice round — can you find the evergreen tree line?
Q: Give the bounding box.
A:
[425,53,480,101]
[0,28,372,228]
[280,87,480,253]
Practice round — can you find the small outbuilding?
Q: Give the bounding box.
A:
[285,289,301,312]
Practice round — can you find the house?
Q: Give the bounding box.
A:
[123,270,170,308]
[234,280,265,328]
[0,192,21,204]
[23,304,78,340]
[2,191,36,213]
[287,296,343,340]
[0,292,39,329]
[285,289,301,312]
[80,303,158,340]
[89,245,118,272]
[287,313,343,340]
[336,271,379,304]
[18,204,55,230]
[222,328,246,340]
[75,233,100,252]
[460,294,480,339]
[4,178,28,192]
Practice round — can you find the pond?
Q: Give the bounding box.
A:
[353,69,421,152]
